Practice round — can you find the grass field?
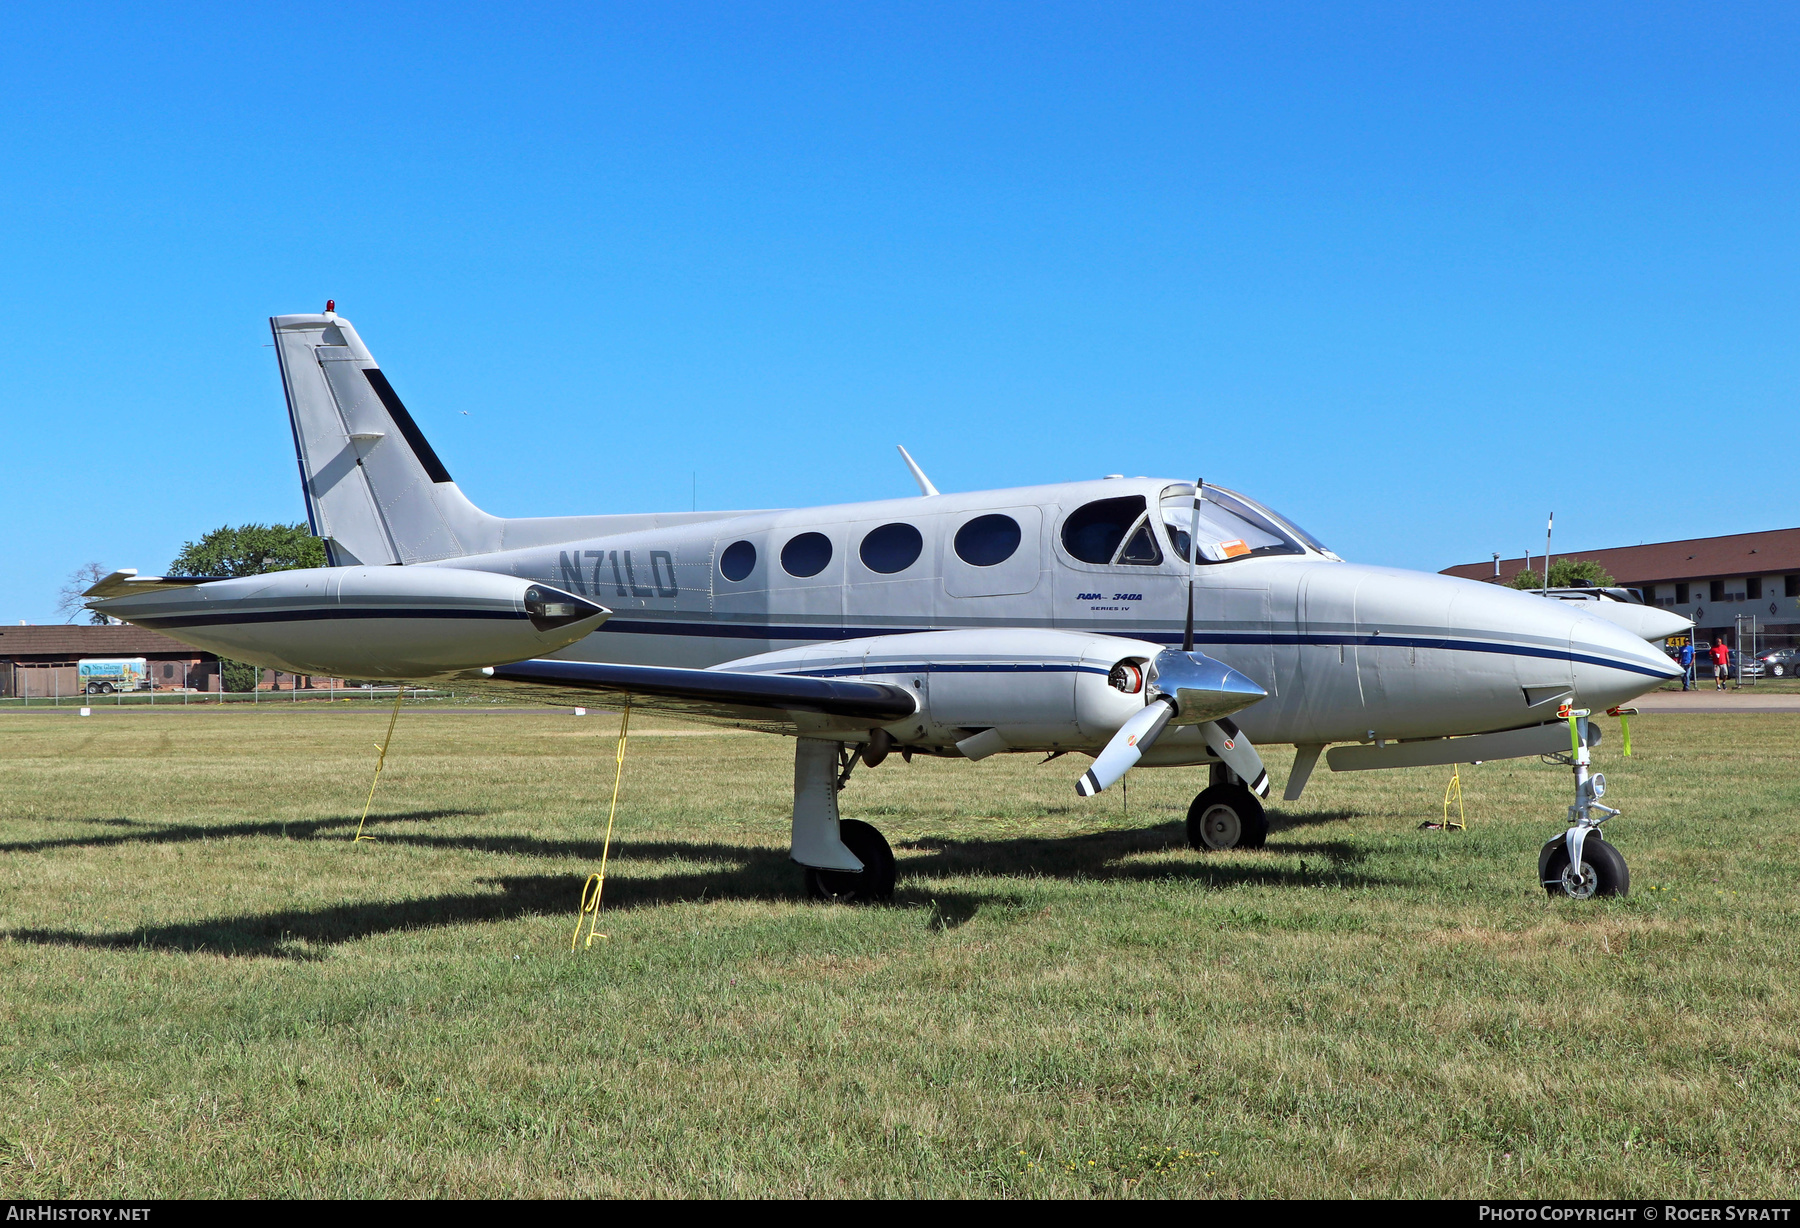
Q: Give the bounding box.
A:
[1,706,1797,1198]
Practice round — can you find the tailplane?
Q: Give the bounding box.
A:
[273,310,501,565]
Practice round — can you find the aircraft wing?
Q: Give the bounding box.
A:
[465,658,917,734]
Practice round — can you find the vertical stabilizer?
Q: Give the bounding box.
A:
[272,312,502,565]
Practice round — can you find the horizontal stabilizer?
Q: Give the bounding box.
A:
[83,570,230,600]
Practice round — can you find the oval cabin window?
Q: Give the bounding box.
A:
[719,540,757,582]
[954,514,1022,567]
[781,532,834,578]
[859,523,923,574]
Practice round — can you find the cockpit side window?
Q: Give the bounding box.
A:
[1062,497,1146,564]
[1117,519,1163,565]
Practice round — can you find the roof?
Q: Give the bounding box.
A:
[1442,527,1800,587]
[0,624,215,659]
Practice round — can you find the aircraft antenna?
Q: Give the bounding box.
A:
[1184,478,1203,654]
[896,445,940,497]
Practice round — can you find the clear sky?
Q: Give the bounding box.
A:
[4,3,1796,622]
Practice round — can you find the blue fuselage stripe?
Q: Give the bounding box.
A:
[593,618,1673,680]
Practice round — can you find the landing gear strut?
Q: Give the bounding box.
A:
[1187,764,1269,851]
[1541,709,1629,899]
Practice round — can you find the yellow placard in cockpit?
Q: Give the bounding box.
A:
[1219,539,1250,558]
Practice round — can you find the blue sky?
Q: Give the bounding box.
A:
[4,3,1796,621]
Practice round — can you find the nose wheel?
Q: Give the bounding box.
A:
[1187,783,1268,851]
[1540,832,1629,899]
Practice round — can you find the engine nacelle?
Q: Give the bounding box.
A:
[89,565,608,678]
[714,628,1166,753]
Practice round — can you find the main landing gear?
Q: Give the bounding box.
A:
[1541,708,1630,899]
[791,738,896,904]
[1187,764,1269,851]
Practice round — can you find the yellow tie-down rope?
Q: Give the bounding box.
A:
[352,687,406,842]
[1442,767,1466,831]
[573,697,633,950]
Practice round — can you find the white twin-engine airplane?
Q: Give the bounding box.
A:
[89,310,1689,902]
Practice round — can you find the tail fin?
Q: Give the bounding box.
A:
[272,311,501,565]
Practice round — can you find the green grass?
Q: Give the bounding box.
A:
[1,706,1797,1198]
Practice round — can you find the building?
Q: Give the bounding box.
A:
[1442,526,1800,649]
[0,624,222,698]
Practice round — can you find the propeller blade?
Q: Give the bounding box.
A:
[1076,699,1174,797]
[1201,717,1270,797]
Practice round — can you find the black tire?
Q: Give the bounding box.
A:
[100,682,114,694]
[804,819,896,903]
[1186,784,1268,851]
[1774,664,1787,678]
[85,683,100,695]
[1539,834,1629,899]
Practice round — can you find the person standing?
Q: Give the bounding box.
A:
[1678,641,1694,690]
[1712,636,1731,690]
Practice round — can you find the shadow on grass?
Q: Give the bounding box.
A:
[4,818,1399,958]
[0,810,479,854]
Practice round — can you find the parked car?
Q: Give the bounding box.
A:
[1758,647,1799,678]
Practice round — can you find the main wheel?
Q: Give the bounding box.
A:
[804,819,896,903]
[1539,834,1629,899]
[85,683,100,695]
[1187,784,1268,851]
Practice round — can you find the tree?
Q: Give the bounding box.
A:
[55,561,113,625]
[169,523,326,691]
[1507,558,1615,590]
[168,523,326,578]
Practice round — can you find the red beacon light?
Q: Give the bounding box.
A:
[325,299,335,313]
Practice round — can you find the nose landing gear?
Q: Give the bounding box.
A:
[1541,708,1630,899]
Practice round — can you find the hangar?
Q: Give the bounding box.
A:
[0,625,223,698]
[1443,526,1800,650]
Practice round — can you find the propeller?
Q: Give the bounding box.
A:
[1076,479,1271,798]
[1075,647,1268,797]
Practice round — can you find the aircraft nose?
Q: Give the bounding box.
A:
[1568,608,1682,709]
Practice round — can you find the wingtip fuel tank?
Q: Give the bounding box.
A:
[88,565,608,679]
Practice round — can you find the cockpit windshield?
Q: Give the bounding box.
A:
[1159,485,1330,564]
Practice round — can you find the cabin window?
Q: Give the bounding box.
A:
[1061,497,1144,564]
[781,532,833,578]
[859,523,924,574]
[719,540,756,582]
[954,514,1022,567]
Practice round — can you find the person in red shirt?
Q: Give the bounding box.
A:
[1712,637,1732,690]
